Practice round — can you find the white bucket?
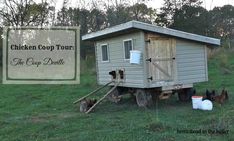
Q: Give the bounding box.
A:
[192,96,203,109]
[130,50,141,64]
[200,100,213,111]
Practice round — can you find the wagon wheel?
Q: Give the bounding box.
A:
[178,88,195,102]
[106,87,121,103]
[135,89,153,107]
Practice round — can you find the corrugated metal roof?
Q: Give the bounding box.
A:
[82,20,220,46]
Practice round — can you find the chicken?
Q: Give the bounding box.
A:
[213,89,228,105]
[80,99,97,112]
[203,89,216,101]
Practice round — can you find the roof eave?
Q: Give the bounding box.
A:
[82,22,133,41]
[82,21,220,46]
[131,21,220,46]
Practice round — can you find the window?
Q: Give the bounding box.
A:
[101,44,109,62]
[123,39,133,59]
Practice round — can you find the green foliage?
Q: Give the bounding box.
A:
[55,3,157,33]
[89,9,106,32]
[208,48,233,70]
[106,5,131,27]
[156,1,234,45]
[171,5,209,35]
[219,52,229,68]
[129,3,157,23]
[80,56,96,75]
[155,0,203,26]
[209,5,234,38]
[209,5,234,48]
[0,0,54,26]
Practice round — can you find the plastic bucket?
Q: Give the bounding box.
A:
[192,96,203,109]
[130,50,141,64]
[200,100,213,111]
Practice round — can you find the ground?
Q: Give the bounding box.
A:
[0,49,234,141]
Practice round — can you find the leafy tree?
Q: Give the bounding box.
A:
[129,3,156,23]
[155,0,202,26]
[68,8,80,26]
[56,7,70,26]
[209,5,234,39]
[89,8,106,32]
[209,5,234,47]
[78,8,90,35]
[157,1,234,47]
[106,5,131,27]
[56,7,93,59]
[171,5,209,35]
[0,0,54,26]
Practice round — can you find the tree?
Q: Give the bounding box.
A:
[106,5,131,27]
[0,0,54,26]
[88,8,106,32]
[78,8,90,35]
[209,5,234,47]
[129,3,156,23]
[56,7,70,26]
[105,1,157,27]
[171,5,209,35]
[68,8,80,26]
[155,0,202,27]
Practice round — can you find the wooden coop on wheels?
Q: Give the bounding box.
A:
[82,21,220,107]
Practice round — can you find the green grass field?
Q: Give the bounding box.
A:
[0,49,234,141]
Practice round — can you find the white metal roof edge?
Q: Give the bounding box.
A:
[82,20,220,46]
[132,21,220,46]
[82,22,133,40]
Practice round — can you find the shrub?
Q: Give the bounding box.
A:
[219,52,228,68]
[80,55,96,75]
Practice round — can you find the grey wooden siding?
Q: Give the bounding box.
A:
[95,31,146,88]
[176,40,208,84]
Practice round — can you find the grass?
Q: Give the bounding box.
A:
[0,49,234,141]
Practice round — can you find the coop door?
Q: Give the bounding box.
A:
[147,37,175,82]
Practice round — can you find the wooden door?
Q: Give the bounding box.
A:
[147,37,175,82]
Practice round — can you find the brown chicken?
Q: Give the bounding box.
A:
[80,99,97,112]
[212,89,228,105]
[203,89,216,101]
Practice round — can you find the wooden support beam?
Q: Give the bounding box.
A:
[85,82,120,114]
[73,81,113,104]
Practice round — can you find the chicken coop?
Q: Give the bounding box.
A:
[82,21,220,107]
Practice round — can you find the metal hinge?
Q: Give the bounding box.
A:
[148,76,153,81]
[145,39,151,43]
[146,58,151,62]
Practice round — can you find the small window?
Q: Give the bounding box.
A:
[101,44,109,62]
[123,39,133,59]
